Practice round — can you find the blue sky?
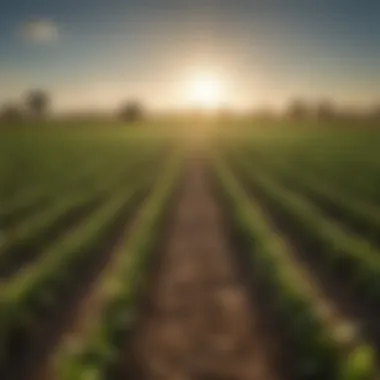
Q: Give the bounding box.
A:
[1,0,380,111]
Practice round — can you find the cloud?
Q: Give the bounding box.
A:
[20,19,59,44]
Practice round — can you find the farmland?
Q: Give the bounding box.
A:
[1,122,380,380]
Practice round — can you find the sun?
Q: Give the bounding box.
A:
[186,73,224,110]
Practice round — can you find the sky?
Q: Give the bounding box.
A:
[1,0,380,112]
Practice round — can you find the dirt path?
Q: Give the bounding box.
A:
[131,154,277,380]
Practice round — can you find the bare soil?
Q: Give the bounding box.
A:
[128,155,279,380]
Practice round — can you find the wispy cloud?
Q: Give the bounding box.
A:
[20,19,59,44]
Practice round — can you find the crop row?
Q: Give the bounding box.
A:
[214,156,377,379]
[0,157,164,373]
[229,154,380,305]
[53,152,182,379]
[224,132,380,204]
[235,148,380,244]
[0,144,112,204]
[1,144,168,229]
[0,149,168,278]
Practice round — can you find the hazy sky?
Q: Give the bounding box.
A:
[1,0,380,111]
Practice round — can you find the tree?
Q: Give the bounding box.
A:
[0,103,23,123]
[315,99,335,121]
[25,89,50,117]
[370,104,380,120]
[118,100,144,123]
[287,98,311,120]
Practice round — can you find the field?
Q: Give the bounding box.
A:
[1,121,380,380]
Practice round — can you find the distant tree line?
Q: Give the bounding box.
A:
[2,88,380,125]
[0,90,145,125]
[250,98,380,122]
[286,98,337,121]
[0,90,50,123]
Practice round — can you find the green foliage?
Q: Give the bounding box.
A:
[234,145,380,243]
[56,152,182,379]
[232,156,380,304]
[0,127,175,371]
[213,156,377,380]
[0,149,168,276]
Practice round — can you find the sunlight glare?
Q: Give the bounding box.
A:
[186,72,224,110]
